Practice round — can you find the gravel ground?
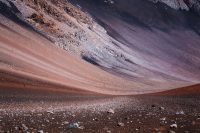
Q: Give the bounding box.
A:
[0,88,200,133]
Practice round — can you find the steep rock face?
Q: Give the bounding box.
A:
[1,0,115,57]
[150,0,189,10]
[151,0,200,15]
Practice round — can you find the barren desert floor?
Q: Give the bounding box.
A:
[0,86,200,133]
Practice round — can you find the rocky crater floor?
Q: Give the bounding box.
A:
[0,87,200,133]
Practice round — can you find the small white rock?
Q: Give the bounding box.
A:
[15,126,19,130]
[117,122,124,127]
[47,110,54,114]
[63,121,69,125]
[37,130,44,133]
[176,111,184,115]
[159,107,165,110]
[107,109,115,114]
[170,123,178,128]
[78,126,85,130]
[22,124,28,131]
[168,130,176,133]
[160,117,167,121]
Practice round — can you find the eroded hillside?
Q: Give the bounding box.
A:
[0,0,200,94]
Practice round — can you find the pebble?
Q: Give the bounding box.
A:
[93,118,99,121]
[63,121,69,125]
[176,111,185,115]
[103,127,111,133]
[124,117,129,120]
[117,122,124,127]
[78,126,85,130]
[22,124,28,131]
[170,124,178,128]
[37,130,44,133]
[168,130,176,133]
[107,109,115,114]
[15,126,19,130]
[47,110,54,114]
[192,121,196,125]
[159,107,165,110]
[69,123,80,128]
[160,117,166,121]
[103,127,108,130]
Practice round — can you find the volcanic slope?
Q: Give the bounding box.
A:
[0,0,200,95]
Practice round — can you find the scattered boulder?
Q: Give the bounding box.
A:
[22,124,28,131]
[170,123,178,128]
[78,126,85,130]
[69,123,79,128]
[107,109,115,114]
[103,127,111,133]
[136,128,139,131]
[160,117,166,121]
[69,122,84,129]
[28,13,45,24]
[63,121,69,125]
[117,122,125,127]
[168,130,176,133]
[37,130,44,133]
[14,126,21,131]
[93,118,99,121]
[159,107,165,110]
[103,127,109,131]
[124,117,129,120]
[104,0,115,4]
[47,110,54,114]
[176,111,185,115]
